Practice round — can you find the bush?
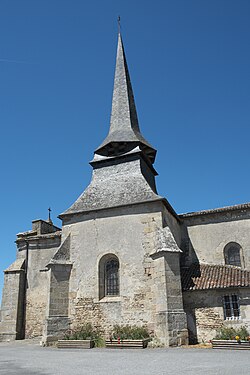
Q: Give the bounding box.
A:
[214,325,249,341]
[111,325,150,340]
[93,336,105,347]
[64,323,103,345]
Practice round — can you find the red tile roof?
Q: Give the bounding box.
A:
[181,263,250,291]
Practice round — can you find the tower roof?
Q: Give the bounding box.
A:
[95,33,156,163]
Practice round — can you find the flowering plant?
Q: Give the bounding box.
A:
[214,325,249,341]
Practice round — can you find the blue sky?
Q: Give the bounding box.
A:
[0,0,250,297]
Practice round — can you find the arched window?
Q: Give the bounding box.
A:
[224,242,242,267]
[99,254,119,299]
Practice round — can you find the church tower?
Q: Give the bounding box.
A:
[40,32,188,346]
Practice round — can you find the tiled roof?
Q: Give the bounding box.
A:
[181,263,250,291]
[180,202,250,218]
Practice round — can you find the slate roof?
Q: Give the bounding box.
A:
[181,263,250,291]
[95,33,156,163]
[180,202,250,218]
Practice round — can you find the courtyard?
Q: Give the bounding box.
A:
[0,341,249,375]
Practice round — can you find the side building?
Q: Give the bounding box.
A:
[181,204,250,343]
[0,33,249,345]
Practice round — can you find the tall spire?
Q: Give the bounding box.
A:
[95,33,156,163]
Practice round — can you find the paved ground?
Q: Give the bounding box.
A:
[0,341,249,375]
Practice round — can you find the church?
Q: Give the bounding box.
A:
[0,32,249,346]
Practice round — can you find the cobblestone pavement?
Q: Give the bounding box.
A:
[0,341,249,375]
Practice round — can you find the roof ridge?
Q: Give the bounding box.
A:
[180,202,250,218]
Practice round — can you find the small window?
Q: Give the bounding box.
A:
[223,294,240,320]
[224,243,242,267]
[99,254,119,299]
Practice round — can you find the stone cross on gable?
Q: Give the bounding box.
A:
[48,207,52,223]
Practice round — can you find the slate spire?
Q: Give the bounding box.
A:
[95,33,156,163]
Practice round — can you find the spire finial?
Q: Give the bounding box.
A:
[118,16,121,33]
[48,207,52,224]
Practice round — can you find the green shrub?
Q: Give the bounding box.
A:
[64,323,102,344]
[111,325,150,340]
[214,325,249,341]
[94,336,106,347]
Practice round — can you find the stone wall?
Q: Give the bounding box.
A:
[25,270,50,338]
[48,264,71,317]
[183,211,250,268]
[41,263,72,345]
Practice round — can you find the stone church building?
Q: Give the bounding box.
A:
[0,33,249,346]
